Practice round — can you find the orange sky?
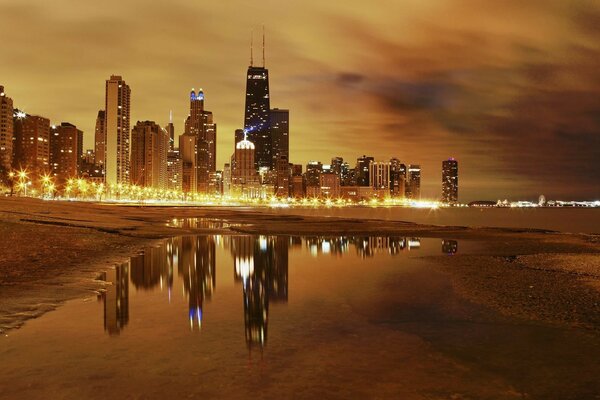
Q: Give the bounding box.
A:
[1,0,598,200]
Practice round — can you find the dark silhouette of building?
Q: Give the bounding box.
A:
[356,155,374,186]
[244,35,271,170]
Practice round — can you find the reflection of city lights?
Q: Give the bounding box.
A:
[322,241,331,254]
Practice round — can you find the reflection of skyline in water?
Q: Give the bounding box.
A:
[101,235,457,346]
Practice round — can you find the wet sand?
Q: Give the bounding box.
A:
[0,196,599,333]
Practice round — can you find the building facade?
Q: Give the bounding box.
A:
[369,161,390,191]
[356,155,374,186]
[50,122,83,186]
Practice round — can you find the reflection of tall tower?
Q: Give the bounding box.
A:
[244,31,271,170]
[102,264,129,336]
[176,236,216,330]
[229,235,289,351]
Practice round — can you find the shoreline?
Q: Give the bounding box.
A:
[0,197,599,333]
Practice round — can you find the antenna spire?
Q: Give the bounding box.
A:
[250,30,254,67]
[262,26,265,67]
[169,110,173,124]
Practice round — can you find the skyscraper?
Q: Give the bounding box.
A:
[94,110,105,166]
[0,86,14,171]
[130,121,169,189]
[274,154,290,197]
[270,108,289,167]
[184,88,217,193]
[442,158,458,204]
[50,122,83,186]
[244,36,271,170]
[233,133,257,185]
[104,75,131,186]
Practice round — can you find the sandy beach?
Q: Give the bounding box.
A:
[0,196,599,334]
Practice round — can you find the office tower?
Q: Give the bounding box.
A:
[166,110,175,151]
[356,155,374,186]
[369,161,390,190]
[94,110,105,166]
[185,88,217,193]
[130,121,168,189]
[233,133,257,185]
[331,157,344,176]
[0,86,14,170]
[50,123,83,186]
[179,134,197,194]
[442,158,458,204]
[167,149,182,192]
[104,75,131,186]
[407,164,421,199]
[274,154,290,197]
[244,33,271,170]
[270,108,289,167]
[12,110,50,180]
[320,165,341,198]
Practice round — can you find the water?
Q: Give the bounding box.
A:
[268,206,600,233]
[1,235,599,399]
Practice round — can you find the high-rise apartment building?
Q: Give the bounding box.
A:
[104,76,131,186]
[12,111,50,180]
[442,158,458,204]
[0,86,14,170]
[270,108,289,167]
[130,121,168,189]
[50,122,83,185]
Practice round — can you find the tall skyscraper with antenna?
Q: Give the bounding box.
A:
[244,29,272,170]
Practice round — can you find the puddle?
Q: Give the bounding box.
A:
[1,235,598,399]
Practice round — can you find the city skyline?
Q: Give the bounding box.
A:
[1,1,598,200]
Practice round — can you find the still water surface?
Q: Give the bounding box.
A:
[1,235,599,399]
